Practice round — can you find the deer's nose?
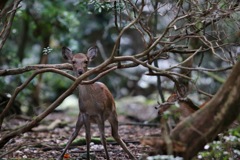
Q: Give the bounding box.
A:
[78,69,83,75]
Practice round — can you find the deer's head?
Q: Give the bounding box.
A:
[62,46,98,77]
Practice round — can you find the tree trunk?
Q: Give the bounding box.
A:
[30,35,50,112]
[17,9,29,62]
[170,61,240,159]
[0,0,8,10]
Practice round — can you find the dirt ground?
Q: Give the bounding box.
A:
[0,112,160,159]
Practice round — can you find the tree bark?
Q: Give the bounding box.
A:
[170,61,240,159]
[0,0,8,10]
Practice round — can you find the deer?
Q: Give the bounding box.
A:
[58,46,135,160]
[157,93,209,128]
[158,94,199,119]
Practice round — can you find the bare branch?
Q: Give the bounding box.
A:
[0,68,76,129]
[0,63,72,76]
[0,0,22,50]
[176,66,233,73]
[0,61,104,147]
[166,47,202,71]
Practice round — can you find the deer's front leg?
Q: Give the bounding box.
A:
[96,115,110,160]
[83,114,91,160]
[58,114,84,160]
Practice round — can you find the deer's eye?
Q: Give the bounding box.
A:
[72,60,76,64]
[84,60,88,64]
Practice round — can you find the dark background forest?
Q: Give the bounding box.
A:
[1,0,240,159]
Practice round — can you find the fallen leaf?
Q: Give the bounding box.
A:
[63,153,70,158]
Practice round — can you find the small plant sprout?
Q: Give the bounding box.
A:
[42,47,53,55]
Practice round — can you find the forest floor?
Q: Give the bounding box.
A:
[0,111,161,160]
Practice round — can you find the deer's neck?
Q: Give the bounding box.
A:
[78,84,95,98]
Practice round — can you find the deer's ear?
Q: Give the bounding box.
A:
[62,47,73,62]
[87,46,98,61]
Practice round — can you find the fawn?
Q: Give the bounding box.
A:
[158,94,199,119]
[157,93,209,127]
[58,46,135,160]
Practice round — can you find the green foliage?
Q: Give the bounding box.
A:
[70,137,116,146]
[197,127,240,159]
[91,1,113,13]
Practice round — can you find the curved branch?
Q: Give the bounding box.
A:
[0,68,75,129]
[0,0,22,50]
[110,0,144,59]
[83,66,118,84]
[166,47,202,71]
[0,63,72,76]
[176,66,233,72]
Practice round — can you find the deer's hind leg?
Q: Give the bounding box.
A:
[108,112,135,159]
